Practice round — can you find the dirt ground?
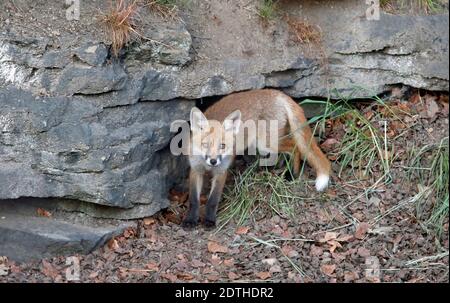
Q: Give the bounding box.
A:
[1,88,448,283]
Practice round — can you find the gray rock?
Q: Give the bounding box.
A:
[152,27,192,66]
[40,50,72,68]
[1,12,447,101]
[56,63,127,95]
[74,43,108,66]
[0,198,134,262]
[127,26,191,66]
[141,69,180,101]
[0,87,192,213]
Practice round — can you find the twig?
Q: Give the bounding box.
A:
[312,222,354,236]
[405,252,449,267]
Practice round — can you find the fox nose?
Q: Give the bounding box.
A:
[210,158,217,166]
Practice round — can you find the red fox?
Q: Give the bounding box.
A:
[183,89,331,229]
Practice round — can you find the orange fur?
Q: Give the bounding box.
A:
[183,89,331,229]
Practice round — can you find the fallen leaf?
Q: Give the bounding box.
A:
[310,245,323,256]
[206,274,220,281]
[164,211,181,224]
[364,111,375,120]
[336,234,354,242]
[331,252,346,262]
[328,240,342,253]
[344,271,359,282]
[287,250,299,258]
[235,226,250,235]
[145,229,159,243]
[407,276,425,283]
[223,258,234,267]
[321,138,339,149]
[9,263,20,274]
[123,227,135,238]
[202,267,214,275]
[328,155,337,161]
[107,238,120,251]
[37,208,52,218]
[41,260,58,279]
[425,97,440,119]
[357,247,371,258]
[143,218,155,226]
[255,271,271,280]
[409,93,421,104]
[319,232,338,243]
[207,241,228,253]
[228,272,239,280]
[320,264,336,277]
[146,262,159,272]
[281,244,294,256]
[177,254,187,261]
[191,259,206,268]
[271,225,284,235]
[354,222,370,240]
[327,189,338,198]
[177,272,194,281]
[441,101,449,116]
[161,273,178,282]
[287,271,302,282]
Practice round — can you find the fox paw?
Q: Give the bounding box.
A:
[203,219,216,230]
[181,219,198,230]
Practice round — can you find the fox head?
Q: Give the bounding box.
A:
[190,107,241,168]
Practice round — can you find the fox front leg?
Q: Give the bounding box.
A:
[204,172,227,229]
[182,170,203,229]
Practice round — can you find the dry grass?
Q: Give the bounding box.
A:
[218,159,302,230]
[407,136,449,237]
[301,95,395,184]
[285,17,322,45]
[99,0,139,58]
[381,0,444,14]
[285,15,330,92]
[145,0,180,19]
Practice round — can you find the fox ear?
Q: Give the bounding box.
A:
[190,107,208,132]
[223,110,241,135]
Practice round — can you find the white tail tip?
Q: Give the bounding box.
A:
[315,175,329,192]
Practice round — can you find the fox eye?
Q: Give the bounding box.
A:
[202,142,209,148]
[220,143,226,149]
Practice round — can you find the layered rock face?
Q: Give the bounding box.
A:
[0,0,448,218]
[0,9,195,218]
[0,87,191,218]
